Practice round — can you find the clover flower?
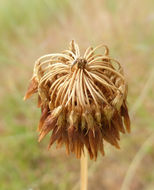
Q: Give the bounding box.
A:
[25,40,130,160]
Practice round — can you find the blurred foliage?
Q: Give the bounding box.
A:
[0,0,154,189]
[0,0,69,65]
[0,0,68,41]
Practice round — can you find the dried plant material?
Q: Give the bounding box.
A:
[24,40,130,160]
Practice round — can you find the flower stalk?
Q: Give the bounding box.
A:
[80,148,88,190]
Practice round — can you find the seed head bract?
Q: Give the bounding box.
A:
[24,40,130,160]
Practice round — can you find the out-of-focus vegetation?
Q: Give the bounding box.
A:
[0,0,154,190]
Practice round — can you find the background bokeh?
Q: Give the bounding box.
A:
[0,0,154,190]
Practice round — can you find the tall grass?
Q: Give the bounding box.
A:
[0,0,68,58]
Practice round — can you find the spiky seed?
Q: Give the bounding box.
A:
[24,40,130,160]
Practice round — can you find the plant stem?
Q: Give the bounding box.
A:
[121,132,154,190]
[80,148,88,190]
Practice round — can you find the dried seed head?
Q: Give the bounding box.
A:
[24,40,130,160]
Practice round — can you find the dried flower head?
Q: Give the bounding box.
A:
[24,40,130,160]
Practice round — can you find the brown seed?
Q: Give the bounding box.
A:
[24,40,130,160]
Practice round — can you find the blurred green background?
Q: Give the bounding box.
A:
[0,0,154,190]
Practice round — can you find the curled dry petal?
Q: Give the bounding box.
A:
[24,40,131,160]
[24,77,38,100]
